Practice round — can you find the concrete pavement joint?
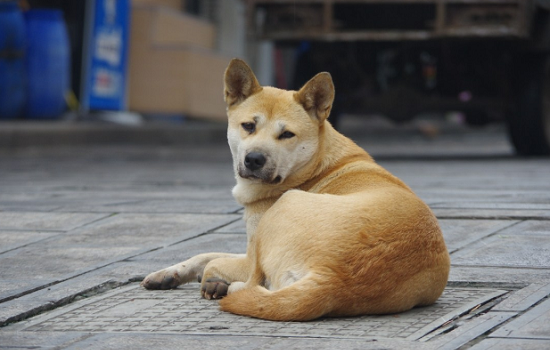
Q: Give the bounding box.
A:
[448,220,524,258]
[436,215,550,221]
[165,216,243,248]
[0,231,66,255]
[66,212,119,231]
[0,213,118,256]
[0,280,125,327]
[0,282,61,305]
[446,281,527,291]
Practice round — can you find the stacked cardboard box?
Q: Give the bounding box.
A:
[128,1,231,121]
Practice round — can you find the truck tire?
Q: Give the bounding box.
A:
[507,53,550,156]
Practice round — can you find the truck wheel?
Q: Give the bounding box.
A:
[507,54,550,156]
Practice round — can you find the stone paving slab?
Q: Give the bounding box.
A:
[490,297,550,340]
[438,219,518,253]
[432,202,550,210]
[64,197,241,214]
[381,159,550,211]
[0,332,418,350]
[493,282,550,312]
[127,233,247,267]
[0,212,109,231]
[469,338,550,350]
[0,230,66,254]
[381,159,550,188]
[0,149,234,187]
[449,266,550,285]
[450,220,550,269]
[0,214,239,303]
[0,330,91,350]
[0,275,121,326]
[0,187,240,215]
[8,283,507,342]
[213,219,247,234]
[420,191,550,209]
[432,209,550,220]
[432,311,517,350]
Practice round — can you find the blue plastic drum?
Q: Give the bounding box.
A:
[0,1,26,119]
[24,9,70,119]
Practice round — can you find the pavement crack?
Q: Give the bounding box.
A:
[0,280,126,328]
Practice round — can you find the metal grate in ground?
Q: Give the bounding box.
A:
[21,283,506,340]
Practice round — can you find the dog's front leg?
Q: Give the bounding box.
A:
[200,256,252,299]
[141,253,245,290]
[199,210,265,299]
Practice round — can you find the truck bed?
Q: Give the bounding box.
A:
[246,0,533,41]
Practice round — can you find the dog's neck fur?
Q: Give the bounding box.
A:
[231,120,371,206]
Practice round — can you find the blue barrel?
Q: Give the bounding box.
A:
[24,9,70,119]
[0,1,26,119]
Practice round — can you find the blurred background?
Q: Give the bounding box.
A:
[1,0,549,156]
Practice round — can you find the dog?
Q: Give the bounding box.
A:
[141,58,450,321]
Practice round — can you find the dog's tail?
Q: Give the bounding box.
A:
[218,277,335,321]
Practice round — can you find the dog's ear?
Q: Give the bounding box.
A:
[224,59,262,107]
[294,72,335,122]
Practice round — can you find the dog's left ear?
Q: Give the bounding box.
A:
[294,72,335,123]
[224,59,262,107]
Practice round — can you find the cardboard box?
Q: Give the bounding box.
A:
[131,5,215,50]
[128,7,230,121]
[151,8,216,49]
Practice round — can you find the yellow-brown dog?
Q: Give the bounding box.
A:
[142,59,450,321]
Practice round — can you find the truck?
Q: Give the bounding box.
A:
[245,0,550,155]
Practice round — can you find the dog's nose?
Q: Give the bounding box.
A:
[244,152,266,170]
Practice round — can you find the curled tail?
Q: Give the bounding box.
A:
[218,278,335,321]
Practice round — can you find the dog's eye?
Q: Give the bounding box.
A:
[278,131,295,140]
[241,122,255,133]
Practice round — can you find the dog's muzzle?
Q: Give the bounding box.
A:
[244,152,266,171]
[239,152,282,184]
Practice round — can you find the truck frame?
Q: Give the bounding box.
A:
[246,0,550,155]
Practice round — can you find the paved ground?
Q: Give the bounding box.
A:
[0,116,549,349]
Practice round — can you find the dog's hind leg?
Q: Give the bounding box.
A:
[141,253,245,290]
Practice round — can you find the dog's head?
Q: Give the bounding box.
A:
[224,59,335,186]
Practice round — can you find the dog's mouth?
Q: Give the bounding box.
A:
[270,175,282,184]
[239,171,282,185]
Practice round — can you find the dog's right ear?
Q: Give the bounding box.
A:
[224,59,262,107]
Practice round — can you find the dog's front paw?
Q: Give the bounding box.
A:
[141,268,183,290]
[201,278,229,300]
